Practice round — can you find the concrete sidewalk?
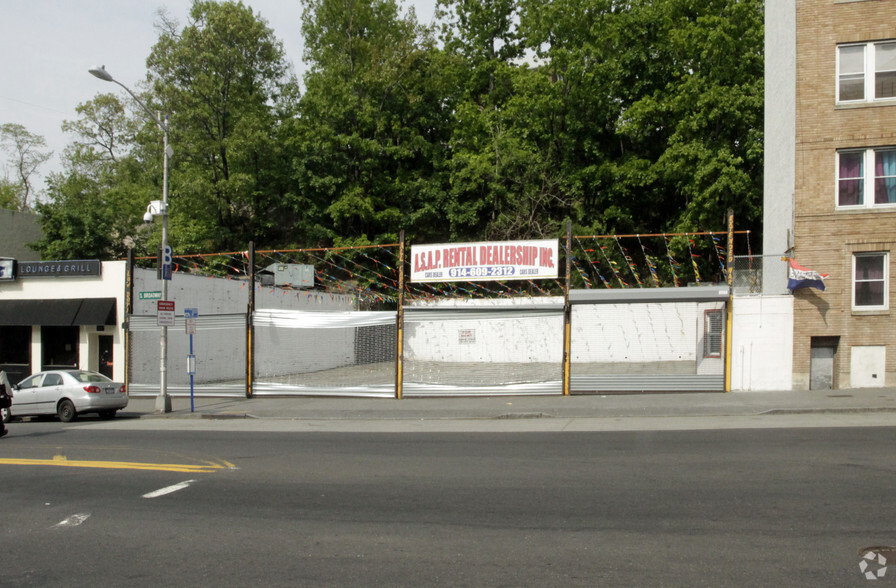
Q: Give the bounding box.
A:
[123,388,896,421]
[84,389,896,432]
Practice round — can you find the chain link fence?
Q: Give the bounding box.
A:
[732,255,790,295]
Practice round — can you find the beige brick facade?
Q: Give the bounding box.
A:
[792,0,896,388]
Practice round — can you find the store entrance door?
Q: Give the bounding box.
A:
[99,335,113,378]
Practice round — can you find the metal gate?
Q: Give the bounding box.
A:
[127,313,247,397]
[252,309,397,397]
[401,303,565,396]
[569,287,728,393]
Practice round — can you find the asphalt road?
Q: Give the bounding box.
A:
[1,421,894,586]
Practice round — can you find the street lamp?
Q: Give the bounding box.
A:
[89,65,172,414]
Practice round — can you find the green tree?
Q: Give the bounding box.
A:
[33,94,156,259]
[292,0,450,246]
[589,0,763,234]
[651,0,764,231]
[0,179,20,210]
[512,0,764,237]
[61,93,139,164]
[0,123,52,210]
[435,0,577,241]
[515,0,636,235]
[36,0,765,261]
[146,0,295,251]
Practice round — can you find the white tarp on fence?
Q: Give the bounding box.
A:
[252,308,397,397]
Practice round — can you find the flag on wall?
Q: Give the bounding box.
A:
[787,259,828,291]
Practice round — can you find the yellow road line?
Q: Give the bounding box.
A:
[0,455,231,473]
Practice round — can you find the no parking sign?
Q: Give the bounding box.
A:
[157,300,175,326]
[185,307,198,334]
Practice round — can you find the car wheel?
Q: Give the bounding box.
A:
[57,399,77,423]
[1,407,9,423]
[98,410,117,420]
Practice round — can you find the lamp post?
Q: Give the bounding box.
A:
[89,65,172,413]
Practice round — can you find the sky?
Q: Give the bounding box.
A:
[0,0,438,188]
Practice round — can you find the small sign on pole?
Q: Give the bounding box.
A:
[185,307,198,334]
[184,307,199,413]
[161,245,173,281]
[157,300,175,326]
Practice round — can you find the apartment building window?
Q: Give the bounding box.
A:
[853,252,889,310]
[837,148,896,207]
[838,41,896,103]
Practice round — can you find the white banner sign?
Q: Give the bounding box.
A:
[411,239,558,283]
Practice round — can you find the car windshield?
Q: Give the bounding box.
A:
[67,371,112,384]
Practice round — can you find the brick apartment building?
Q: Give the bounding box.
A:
[765,0,896,389]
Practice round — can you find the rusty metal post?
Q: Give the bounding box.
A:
[247,241,255,398]
[725,210,734,392]
[395,231,406,399]
[125,249,134,395]
[563,220,572,396]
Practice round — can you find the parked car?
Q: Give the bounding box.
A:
[1,370,127,423]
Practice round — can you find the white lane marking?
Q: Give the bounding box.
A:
[54,513,91,528]
[142,479,197,498]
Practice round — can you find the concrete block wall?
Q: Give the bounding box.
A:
[133,269,355,315]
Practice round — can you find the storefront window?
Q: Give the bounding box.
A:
[41,326,79,369]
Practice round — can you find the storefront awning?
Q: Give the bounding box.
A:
[0,298,116,326]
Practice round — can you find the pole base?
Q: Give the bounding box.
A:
[155,393,172,413]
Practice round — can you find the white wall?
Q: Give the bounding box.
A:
[404,315,564,363]
[731,294,793,391]
[404,297,564,363]
[573,302,697,363]
[133,268,355,315]
[763,0,796,293]
[403,298,725,371]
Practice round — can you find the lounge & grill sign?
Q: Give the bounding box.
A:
[18,260,102,278]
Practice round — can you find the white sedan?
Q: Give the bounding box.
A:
[2,370,128,423]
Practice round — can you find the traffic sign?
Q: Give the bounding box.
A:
[162,245,173,281]
[185,308,198,334]
[157,300,175,326]
[139,291,162,300]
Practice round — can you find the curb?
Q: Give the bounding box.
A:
[127,405,896,422]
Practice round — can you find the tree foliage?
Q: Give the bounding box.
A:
[33,94,156,259]
[291,0,451,246]
[0,122,52,211]
[35,0,764,261]
[146,0,296,252]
